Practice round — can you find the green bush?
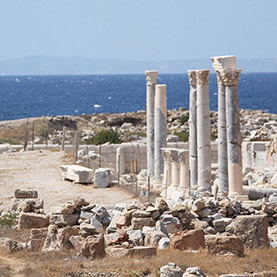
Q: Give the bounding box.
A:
[174,131,189,142]
[0,138,21,145]
[211,131,218,141]
[180,115,189,125]
[84,129,122,145]
[0,211,16,228]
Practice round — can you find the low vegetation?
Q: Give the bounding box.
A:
[174,131,189,142]
[0,211,16,228]
[180,115,189,125]
[83,129,122,145]
[0,138,21,145]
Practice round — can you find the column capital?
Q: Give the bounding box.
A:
[187,70,197,86]
[145,70,158,86]
[178,150,189,164]
[195,70,210,85]
[210,55,236,71]
[219,69,242,86]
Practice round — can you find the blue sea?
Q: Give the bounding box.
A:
[0,73,276,121]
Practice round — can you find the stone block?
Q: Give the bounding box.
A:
[79,234,106,258]
[50,213,79,227]
[131,217,155,230]
[170,229,205,250]
[69,235,85,251]
[18,212,49,229]
[94,168,110,188]
[14,189,38,199]
[205,235,244,257]
[235,215,268,249]
[60,165,93,183]
[183,267,206,277]
[106,246,156,257]
[158,237,170,250]
[0,237,24,254]
[160,262,184,277]
[144,231,166,247]
[127,230,144,246]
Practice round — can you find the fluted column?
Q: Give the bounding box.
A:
[154,84,167,182]
[187,70,198,190]
[222,70,244,197]
[162,148,172,188]
[196,70,211,194]
[145,70,158,177]
[171,149,180,188]
[179,150,190,192]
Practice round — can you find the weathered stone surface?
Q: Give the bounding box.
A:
[162,216,183,234]
[14,189,38,199]
[73,197,89,208]
[160,262,184,277]
[144,231,166,247]
[127,230,144,246]
[29,228,48,251]
[205,235,244,257]
[132,210,152,218]
[60,165,94,183]
[156,220,169,237]
[90,214,104,232]
[106,245,156,257]
[18,212,49,229]
[69,235,85,251]
[170,229,205,250]
[0,237,23,254]
[50,213,79,227]
[131,217,155,230]
[12,198,43,213]
[183,267,206,277]
[105,232,129,246]
[43,225,79,251]
[80,234,105,258]
[159,237,170,250]
[155,198,169,213]
[79,223,97,237]
[235,215,268,249]
[94,168,110,188]
[51,203,75,214]
[191,199,206,212]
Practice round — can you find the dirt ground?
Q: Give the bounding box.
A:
[0,149,136,213]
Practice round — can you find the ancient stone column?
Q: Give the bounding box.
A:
[162,148,172,188]
[171,149,180,188]
[154,84,167,182]
[179,150,190,192]
[145,70,158,177]
[223,70,244,197]
[211,55,237,198]
[195,70,211,195]
[187,70,198,190]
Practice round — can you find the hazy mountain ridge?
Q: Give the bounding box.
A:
[0,56,277,75]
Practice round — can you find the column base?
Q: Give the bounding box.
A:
[228,192,249,201]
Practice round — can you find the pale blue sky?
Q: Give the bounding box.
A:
[0,0,276,62]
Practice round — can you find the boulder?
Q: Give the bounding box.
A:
[158,237,170,250]
[80,234,105,258]
[79,223,97,237]
[0,237,24,254]
[14,189,38,199]
[60,165,94,183]
[170,229,205,250]
[18,212,49,229]
[29,228,48,251]
[94,168,110,188]
[183,267,206,277]
[106,246,156,257]
[42,225,79,251]
[205,235,244,257]
[12,198,43,213]
[90,214,104,232]
[131,217,155,230]
[162,215,182,234]
[127,230,144,246]
[50,213,79,227]
[155,198,169,213]
[191,199,206,212]
[144,231,166,247]
[160,262,184,277]
[235,215,268,249]
[69,235,85,251]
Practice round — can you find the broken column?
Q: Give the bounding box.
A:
[171,149,180,188]
[145,70,158,177]
[179,150,190,193]
[154,84,167,182]
[223,69,244,197]
[162,148,172,189]
[210,55,237,198]
[195,70,211,195]
[187,70,198,190]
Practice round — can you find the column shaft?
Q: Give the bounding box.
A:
[196,70,211,193]
[154,85,167,182]
[145,71,158,176]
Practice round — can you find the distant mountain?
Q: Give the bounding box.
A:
[0,56,277,75]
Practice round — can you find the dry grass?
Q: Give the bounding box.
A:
[1,246,277,276]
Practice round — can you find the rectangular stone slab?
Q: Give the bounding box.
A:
[60,165,94,184]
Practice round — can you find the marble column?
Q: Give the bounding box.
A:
[187,70,198,190]
[211,55,237,198]
[154,84,167,182]
[195,70,211,194]
[179,150,190,192]
[162,148,172,188]
[223,70,244,197]
[171,149,180,188]
[145,70,158,177]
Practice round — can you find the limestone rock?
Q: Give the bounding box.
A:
[131,217,155,230]
[90,214,104,232]
[14,189,38,199]
[12,198,43,213]
[18,212,49,229]
[235,215,268,249]
[160,262,184,277]
[79,223,97,237]
[69,235,85,251]
[106,245,156,257]
[29,228,48,251]
[170,229,205,250]
[183,267,206,277]
[50,213,79,227]
[127,230,144,246]
[155,198,169,213]
[159,237,170,250]
[0,237,24,254]
[205,235,244,257]
[191,199,206,212]
[162,215,182,234]
[144,230,166,247]
[94,168,110,188]
[60,165,93,183]
[80,234,105,258]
